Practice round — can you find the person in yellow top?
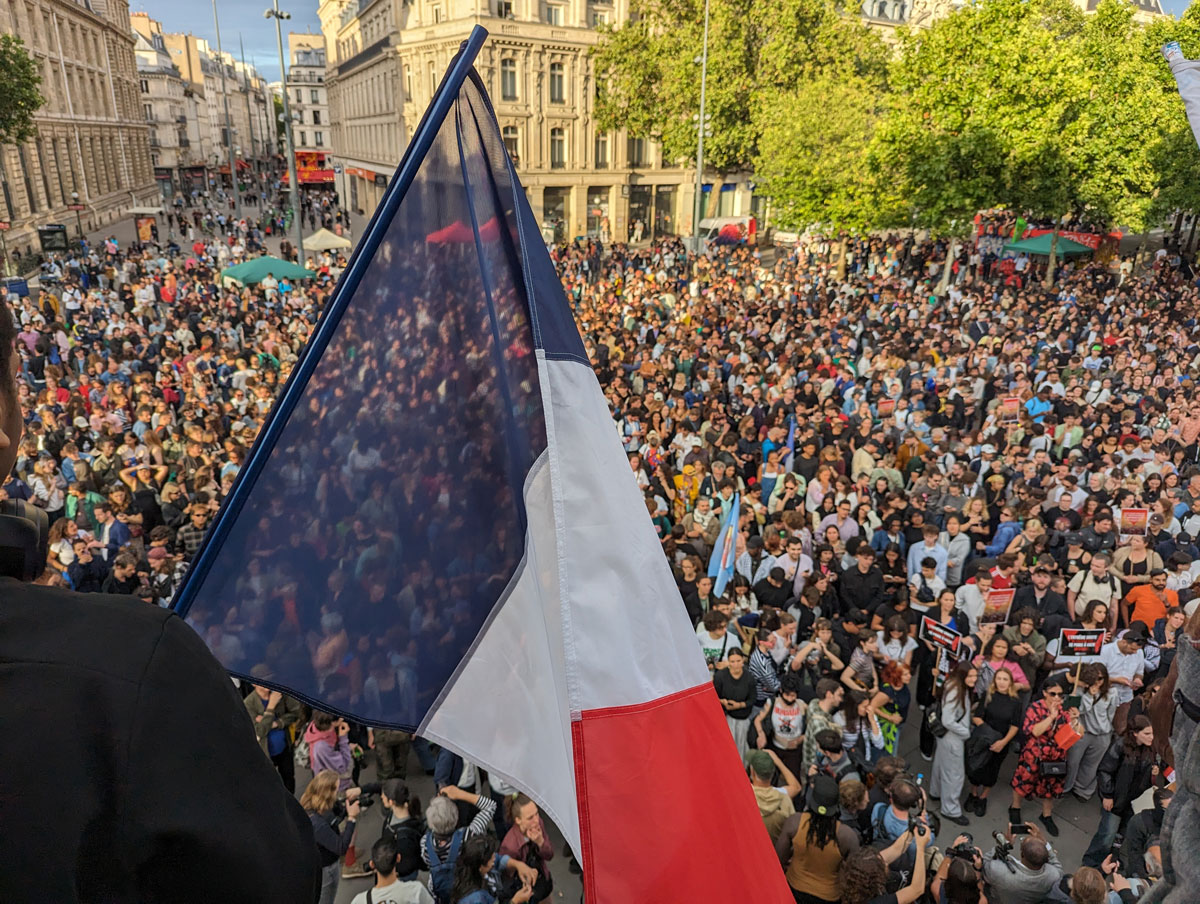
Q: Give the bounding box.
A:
[775,775,861,904]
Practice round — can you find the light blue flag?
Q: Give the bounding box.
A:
[707,493,740,597]
[783,415,796,473]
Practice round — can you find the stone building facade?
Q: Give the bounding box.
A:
[0,0,157,266]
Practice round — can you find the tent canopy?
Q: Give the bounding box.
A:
[1003,233,1092,256]
[221,255,314,286]
[305,228,352,251]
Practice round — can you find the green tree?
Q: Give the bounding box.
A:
[273,93,287,155]
[752,74,894,233]
[591,0,888,174]
[0,35,45,144]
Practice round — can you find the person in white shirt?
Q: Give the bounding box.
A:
[1098,624,1148,706]
[350,836,434,904]
[955,567,994,635]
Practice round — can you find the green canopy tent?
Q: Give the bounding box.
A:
[1003,233,1093,256]
[220,255,315,286]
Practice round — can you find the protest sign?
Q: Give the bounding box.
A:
[1120,508,1149,538]
[1001,397,1021,423]
[920,616,963,655]
[1058,627,1106,658]
[981,588,1015,627]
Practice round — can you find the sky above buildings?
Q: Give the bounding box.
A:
[138,0,1189,84]
[136,1,324,83]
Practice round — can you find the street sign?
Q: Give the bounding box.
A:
[66,204,86,211]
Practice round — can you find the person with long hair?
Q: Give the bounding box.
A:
[870,660,912,756]
[1081,714,1156,867]
[838,832,931,904]
[301,770,361,904]
[499,794,554,903]
[1064,662,1119,802]
[449,834,534,904]
[832,689,886,767]
[930,662,978,825]
[931,844,988,904]
[1009,677,1081,837]
[972,635,1031,696]
[775,775,862,904]
[964,666,1021,817]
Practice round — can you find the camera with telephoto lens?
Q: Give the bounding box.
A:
[907,808,929,838]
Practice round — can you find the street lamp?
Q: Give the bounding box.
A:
[691,0,711,257]
[265,1,304,264]
[70,191,84,249]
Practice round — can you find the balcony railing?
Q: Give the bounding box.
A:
[287,71,325,85]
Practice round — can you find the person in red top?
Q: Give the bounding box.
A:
[1122,569,1178,629]
[499,793,555,903]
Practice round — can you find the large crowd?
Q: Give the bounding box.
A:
[7,189,1198,904]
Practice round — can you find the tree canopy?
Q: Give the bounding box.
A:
[0,35,44,146]
[592,0,1200,235]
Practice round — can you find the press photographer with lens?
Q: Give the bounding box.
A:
[932,834,989,904]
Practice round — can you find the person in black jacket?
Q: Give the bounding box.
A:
[840,545,884,615]
[0,299,320,904]
[1082,714,1157,866]
[303,769,362,903]
[1121,786,1172,877]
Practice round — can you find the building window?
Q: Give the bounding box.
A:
[17,145,36,213]
[143,103,152,121]
[627,137,647,167]
[139,78,148,94]
[432,4,442,22]
[315,131,324,146]
[501,58,517,101]
[592,9,609,26]
[405,65,413,99]
[594,133,608,169]
[546,3,564,24]
[550,127,566,168]
[300,130,307,145]
[429,61,437,95]
[549,62,565,104]
[502,125,519,164]
[296,90,302,104]
[312,110,321,125]
[311,88,319,103]
[497,0,514,16]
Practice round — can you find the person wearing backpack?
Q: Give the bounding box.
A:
[423,793,533,904]
[449,835,534,904]
[349,835,433,904]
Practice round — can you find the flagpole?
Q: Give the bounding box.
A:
[173,26,491,616]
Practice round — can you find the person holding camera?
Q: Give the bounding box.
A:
[981,822,1064,904]
[838,827,932,904]
[302,769,362,904]
[932,836,989,904]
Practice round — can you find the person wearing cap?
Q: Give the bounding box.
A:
[244,666,306,793]
[1098,624,1148,706]
[1123,568,1178,629]
[746,748,801,844]
[775,774,861,904]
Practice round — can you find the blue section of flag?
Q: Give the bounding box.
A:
[783,415,796,473]
[707,493,740,598]
[173,44,566,729]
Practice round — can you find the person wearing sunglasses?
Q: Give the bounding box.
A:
[1008,677,1081,837]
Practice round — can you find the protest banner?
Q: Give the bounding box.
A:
[1058,627,1106,658]
[1120,508,1149,538]
[980,588,1015,626]
[877,398,896,417]
[1001,397,1020,423]
[919,616,963,655]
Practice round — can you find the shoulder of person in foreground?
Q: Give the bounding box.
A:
[0,578,320,903]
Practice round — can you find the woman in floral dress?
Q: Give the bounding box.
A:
[1009,676,1080,837]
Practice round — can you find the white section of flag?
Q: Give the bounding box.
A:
[1165,42,1200,151]
[538,354,711,713]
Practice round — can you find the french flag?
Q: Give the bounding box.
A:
[174,28,787,902]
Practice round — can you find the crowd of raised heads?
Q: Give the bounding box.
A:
[6,209,1199,903]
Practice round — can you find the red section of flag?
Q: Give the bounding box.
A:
[572,684,791,902]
